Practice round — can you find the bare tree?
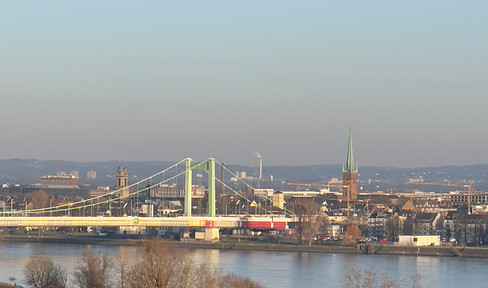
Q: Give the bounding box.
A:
[72,247,113,288]
[343,225,362,245]
[114,249,131,288]
[217,274,264,288]
[125,239,194,288]
[123,239,264,288]
[31,190,49,209]
[344,267,423,288]
[23,255,67,288]
[293,199,326,246]
[344,267,398,288]
[192,263,220,288]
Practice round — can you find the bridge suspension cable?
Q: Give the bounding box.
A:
[1,157,294,218]
[214,159,294,216]
[1,159,188,216]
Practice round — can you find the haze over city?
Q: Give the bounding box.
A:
[1,1,487,167]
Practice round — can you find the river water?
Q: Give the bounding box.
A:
[1,242,487,287]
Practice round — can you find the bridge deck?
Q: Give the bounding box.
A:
[0,216,292,228]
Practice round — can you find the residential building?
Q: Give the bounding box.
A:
[40,175,78,187]
[398,235,440,246]
[368,212,391,239]
[87,170,97,180]
[414,213,440,235]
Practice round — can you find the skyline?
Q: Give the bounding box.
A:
[1,1,487,168]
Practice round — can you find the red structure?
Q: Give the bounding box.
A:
[242,220,287,230]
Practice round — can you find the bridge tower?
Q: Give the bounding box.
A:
[184,158,216,217]
[184,159,192,217]
[184,158,218,241]
[343,129,358,200]
[116,167,129,199]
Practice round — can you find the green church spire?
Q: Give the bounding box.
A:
[343,129,358,173]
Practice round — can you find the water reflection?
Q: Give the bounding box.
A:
[193,249,220,271]
[1,242,488,287]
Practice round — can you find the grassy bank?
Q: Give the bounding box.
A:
[0,283,21,288]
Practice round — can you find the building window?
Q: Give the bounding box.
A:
[413,238,418,242]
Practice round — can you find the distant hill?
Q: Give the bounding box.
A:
[0,159,487,191]
[0,159,175,187]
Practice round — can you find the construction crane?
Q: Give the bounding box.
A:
[287,182,348,192]
[286,183,329,189]
[406,181,475,214]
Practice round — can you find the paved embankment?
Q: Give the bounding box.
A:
[357,243,488,258]
[4,235,357,253]
[4,235,138,246]
[5,235,488,258]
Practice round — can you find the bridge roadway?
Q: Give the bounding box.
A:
[0,215,293,229]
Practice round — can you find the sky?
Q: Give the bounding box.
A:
[1,1,487,168]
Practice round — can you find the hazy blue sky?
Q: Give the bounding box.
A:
[1,1,487,167]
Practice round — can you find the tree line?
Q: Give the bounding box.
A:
[21,239,263,288]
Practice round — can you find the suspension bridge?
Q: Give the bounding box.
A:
[0,158,293,237]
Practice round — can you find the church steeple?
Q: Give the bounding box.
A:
[343,128,358,173]
[342,129,358,201]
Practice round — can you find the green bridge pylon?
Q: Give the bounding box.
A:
[184,158,193,217]
[184,158,216,217]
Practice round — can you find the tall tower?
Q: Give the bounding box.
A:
[116,167,129,198]
[343,129,358,200]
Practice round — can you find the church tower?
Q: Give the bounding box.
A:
[116,167,129,198]
[343,129,358,200]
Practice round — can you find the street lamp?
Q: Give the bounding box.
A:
[220,194,228,215]
[235,199,240,215]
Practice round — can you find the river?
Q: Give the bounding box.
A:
[1,242,487,287]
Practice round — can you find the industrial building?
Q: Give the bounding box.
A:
[40,174,78,187]
[398,235,440,246]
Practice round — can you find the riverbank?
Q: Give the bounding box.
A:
[0,284,19,288]
[5,234,488,258]
[4,234,356,253]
